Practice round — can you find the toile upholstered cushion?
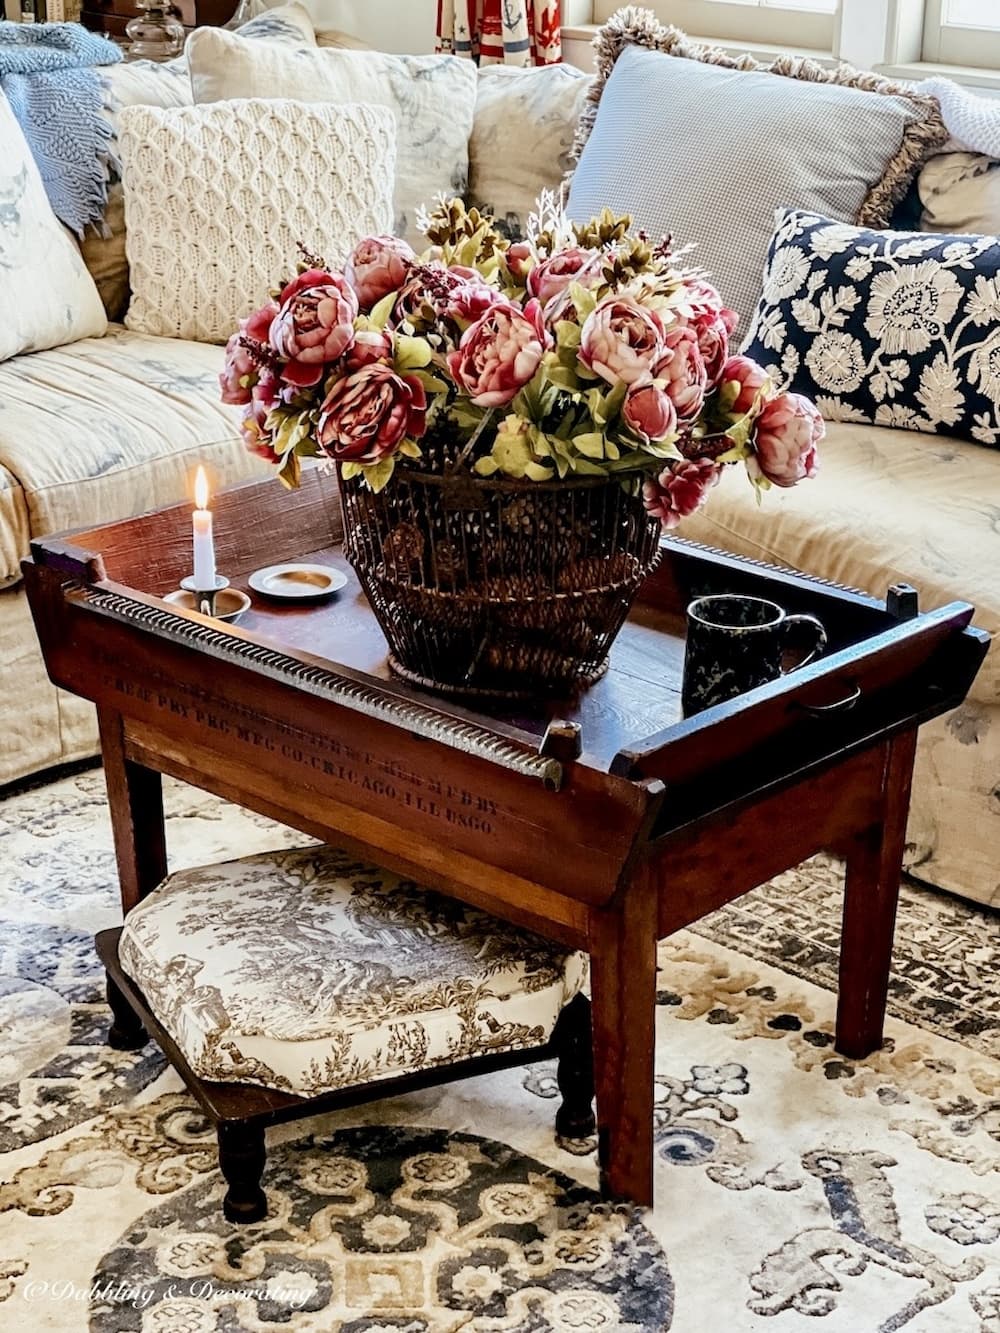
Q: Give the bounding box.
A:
[469,63,592,240]
[567,12,948,330]
[118,846,588,1097]
[0,90,107,362]
[118,99,395,343]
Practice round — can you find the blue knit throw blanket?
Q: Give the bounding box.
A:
[0,21,122,236]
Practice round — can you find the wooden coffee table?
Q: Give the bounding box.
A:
[23,470,987,1208]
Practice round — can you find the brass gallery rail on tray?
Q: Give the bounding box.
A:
[23,469,988,1207]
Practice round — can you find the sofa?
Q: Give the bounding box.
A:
[1,9,996,911]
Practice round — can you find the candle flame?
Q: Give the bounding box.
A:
[194,466,210,511]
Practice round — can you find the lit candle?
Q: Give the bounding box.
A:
[192,466,216,591]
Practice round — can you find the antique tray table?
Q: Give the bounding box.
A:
[24,470,988,1207]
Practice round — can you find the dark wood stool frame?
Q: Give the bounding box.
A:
[25,472,988,1209]
[97,928,596,1224]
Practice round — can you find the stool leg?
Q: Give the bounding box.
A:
[218,1121,268,1224]
[554,994,596,1140]
[106,974,147,1051]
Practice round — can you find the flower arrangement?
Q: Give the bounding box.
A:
[221,196,822,530]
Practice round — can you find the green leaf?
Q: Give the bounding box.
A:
[724,412,756,456]
[556,320,582,349]
[601,380,628,424]
[369,291,396,331]
[567,456,608,476]
[361,456,397,493]
[567,281,597,322]
[398,439,423,459]
[277,450,301,489]
[573,431,606,459]
[411,370,449,395]
[545,363,584,394]
[340,462,362,481]
[393,335,432,373]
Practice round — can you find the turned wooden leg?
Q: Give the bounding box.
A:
[554,994,596,1140]
[98,707,168,916]
[836,730,918,1060]
[589,866,658,1207]
[218,1121,268,1224]
[105,974,147,1051]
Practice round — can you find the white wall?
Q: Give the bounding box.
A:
[306,0,437,51]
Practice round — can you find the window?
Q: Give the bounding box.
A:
[923,0,1000,66]
[593,0,838,52]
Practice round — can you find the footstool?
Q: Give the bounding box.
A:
[98,845,595,1223]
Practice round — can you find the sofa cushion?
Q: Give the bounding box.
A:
[567,12,948,330]
[469,63,591,241]
[0,327,264,562]
[681,419,999,701]
[119,99,395,343]
[186,29,478,248]
[0,91,107,363]
[744,210,1000,449]
[0,466,29,589]
[919,151,1000,236]
[119,845,588,1096]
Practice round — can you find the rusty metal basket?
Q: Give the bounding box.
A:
[338,465,662,698]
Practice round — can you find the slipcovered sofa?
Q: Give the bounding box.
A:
[1,12,996,911]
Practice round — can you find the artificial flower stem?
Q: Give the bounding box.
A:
[447,407,497,475]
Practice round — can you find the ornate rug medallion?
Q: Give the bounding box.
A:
[0,765,997,1332]
[91,1125,670,1332]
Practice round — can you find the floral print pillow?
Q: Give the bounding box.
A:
[743,209,1000,448]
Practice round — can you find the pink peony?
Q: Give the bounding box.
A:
[343,328,394,372]
[751,392,823,488]
[675,278,738,389]
[623,378,678,445]
[505,240,534,282]
[220,302,277,405]
[239,370,280,461]
[345,235,416,311]
[277,267,337,304]
[643,458,722,529]
[446,274,508,325]
[527,247,599,307]
[694,309,732,389]
[270,274,359,388]
[654,327,708,424]
[447,299,551,407]
[720,356,771,418]
[579,296,665,387]
[317,363,427,464]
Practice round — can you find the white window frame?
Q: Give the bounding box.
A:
[591,1,837,53]
[921,0,1000,68]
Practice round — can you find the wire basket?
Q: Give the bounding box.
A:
[338,465,662,699]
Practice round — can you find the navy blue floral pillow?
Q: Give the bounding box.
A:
[743,209,1000,448]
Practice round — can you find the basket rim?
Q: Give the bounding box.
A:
[340,463,639,495]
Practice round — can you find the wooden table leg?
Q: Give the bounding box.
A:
[588,862,658,1207]
[98,707,168,915]
[836,729,918,1059]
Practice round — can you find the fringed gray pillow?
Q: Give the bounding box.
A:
[566,7,948,331]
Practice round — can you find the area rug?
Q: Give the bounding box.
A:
[0,765,997,1332]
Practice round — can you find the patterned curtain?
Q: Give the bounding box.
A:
[437,0,562,67]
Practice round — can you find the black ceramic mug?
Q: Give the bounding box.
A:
[682,594,827,715]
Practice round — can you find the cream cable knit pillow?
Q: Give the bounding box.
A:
[118,99,396,344]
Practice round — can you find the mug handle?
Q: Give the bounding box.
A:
[780,614,827,672]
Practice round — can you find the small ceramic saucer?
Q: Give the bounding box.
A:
[248,563,348,601]
[164,587,251,624]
